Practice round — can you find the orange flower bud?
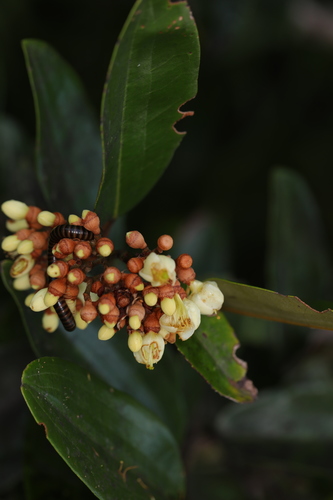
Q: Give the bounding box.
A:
[47,277,67,298]
[173,285,186,300]
[102,307,120,328]
[98,293,117,315]
[47,260,69,278]
[31,248,43,259]
[16,228,34,241]
[91,280,104,296]
[158,284,175,299]
[63,283,79,300]
[28,231,49,250]
[53,212,66,226]
[115,290,131,308]
[157,234,173,251]
[126,257,144,273]
[143,311,161,333]
[30,270,47,290]
[74,241,92,259]
[126,231,147,249]
[103,266,121,284]
[128,303,146,321]
[176,267,196,284]
[25,206,43,229]
[82,210,100,235]
[96,237,114,257]
[176,253,193,269]
[67,268,85,285]
[52,238,76,258]
[80,300,98,323]
[123,273,144,292]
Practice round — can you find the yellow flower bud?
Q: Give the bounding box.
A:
[160,297,176,316]
[42,310,59,332]
[98,325,116,341]
[128,331,143,352]
[1,234,20,252]
[143,292,158,306]
[13,274,31,290]
[37,211,56,227]
[129,315,141,331]
[17,239,34,255]
[68,214,81,224]
[30,288,49,312]
[74,312,88,330]
[1,200,29,220]
[44,291,60,307]
[6,219,29,232]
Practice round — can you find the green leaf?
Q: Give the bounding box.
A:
[266,167,333,298]
[176,314,257,403]
[1,260,186,441]
[21,357,185,499]
[217,278,333,330]
[22,39,102,214]
[95,0,200,222]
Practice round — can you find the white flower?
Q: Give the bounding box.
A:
[187,280,224,315]
[159,294,201,341]
[133,331,165,369]
[139,252,176,286]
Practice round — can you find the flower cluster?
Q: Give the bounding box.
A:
[1,199,224,369]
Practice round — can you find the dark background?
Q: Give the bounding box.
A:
[2,1,333,499]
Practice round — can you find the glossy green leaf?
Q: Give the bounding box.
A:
[217,278,333,330]
[176,314,257,403]
[22,40,102,214]
[266,167,333,298]
[21,357,185,499]
[95,0,200,222]
[1,260,186,440]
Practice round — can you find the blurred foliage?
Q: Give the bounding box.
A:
[2,0,333,498]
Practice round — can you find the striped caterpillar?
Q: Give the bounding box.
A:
[48,224,95,331]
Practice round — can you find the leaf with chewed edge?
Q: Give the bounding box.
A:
[176,314,257,403]
[95,0,200,223]
[21,357,185,500]
[217,278,333,330]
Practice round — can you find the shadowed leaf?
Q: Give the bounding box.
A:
[22,40,102,215]
[21,357,185,499]
[176,314,257,403]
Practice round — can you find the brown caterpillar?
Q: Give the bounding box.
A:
[48,224,95,331]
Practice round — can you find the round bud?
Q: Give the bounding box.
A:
[47,261,69,278]
[160,297,176,316]
[176,267,196,285]
[74,241,92,259]
[96,238,114,257]
[103,267,121,284]
[74,312,88,330]
[67,268,85,285]
[176,253,193,269]
[123,273,144,292]
[157,234,173,251]
[127,257,144,273]
[68,214,82,225]
[129,315,141,330]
